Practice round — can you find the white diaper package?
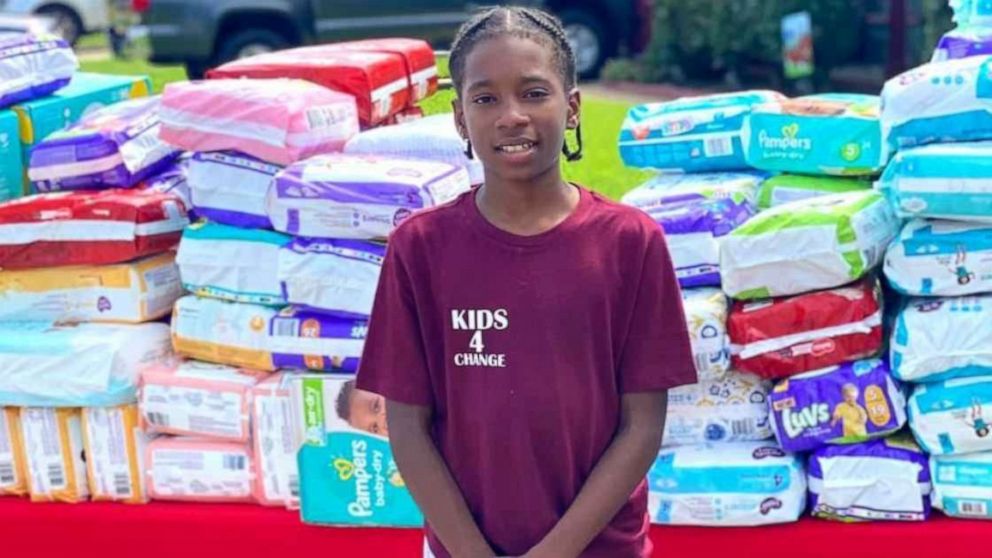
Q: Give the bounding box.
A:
[0,322,173,407]
[663,372,772,447]
[0,408,27,496]
[187,151,282,230]
[648,441,806,526]
[81,404,150,503]
[20,407,89,503]
[277,238,384,316]
[252,373,299,508]
[171,295,278,371]
[931,452,992,519]
[680,287,731,381]
[909,375,992,455]
[885,219,992,296]
[892,296,992,383]
[145,436,255,503]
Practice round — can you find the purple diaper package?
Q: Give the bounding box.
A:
[769,359,907,453]
[142,153,195,219]
[28,96,180,191]
[188,150,282,229]
[0,33,77,107]
[267,306,367,372]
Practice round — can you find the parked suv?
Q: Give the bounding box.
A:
[137,0,652,79]
[0,0,108,44]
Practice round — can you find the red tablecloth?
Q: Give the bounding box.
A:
[0,498,985,557]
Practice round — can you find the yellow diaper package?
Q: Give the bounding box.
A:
[82,404,150,503]
[20,408,89,503]
[0,408,28,496]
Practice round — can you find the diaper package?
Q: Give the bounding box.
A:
[755,175,871,210]
[331,38,438,106]
[81,404,150,503]
[145,436,255,503]
[28,96,180,191]
[720,191,900,300]
[252,373,298,508]
[139,360,266,442]
[160,79,359,166]
[0,322,172,407]
[0,33,77,107]
[343,114,484,185]
[20,407,88,503]
[769,359,907,453]
[933,26,992,62]
[171,295,277,371]
[742,94,885,176]
[808,435,931,522]
[885,219,992,296]
[618,91,785,172]
[877,142,992,223]
[186,151,281,229]
[620,171,764,212]
[0,253,183,323]
[931,452,992,519]
[728,278,883,379]
[269,307,367,372]
[290,373,422,527]
[0,189,188,270]
[909,375,992,455]
[176,221,291,306]
[663,372,772,446]
[647,441,805,526]
[141,155,192,219]
[267,154,471,239]
[0,408,27,496]
[680,288,731,381]
[0,109,23,201]
[277,238,385,316]
[892,296,992,383]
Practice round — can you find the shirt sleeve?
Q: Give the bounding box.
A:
[355,240,434,407]
[617,224,698,394]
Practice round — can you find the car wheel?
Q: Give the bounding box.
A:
[36,5,83,46]
[184,60,211,80]
[559,9,612,80]
[215,28,290,66]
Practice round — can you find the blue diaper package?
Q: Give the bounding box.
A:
[909,374,992,456]
[892,295,992,383]
[931,452,992,519]
[885,219,992,297]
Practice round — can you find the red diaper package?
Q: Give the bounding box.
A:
[727,277,883,379]
[333,38,438,104]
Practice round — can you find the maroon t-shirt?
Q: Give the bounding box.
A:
[356,186,696,558]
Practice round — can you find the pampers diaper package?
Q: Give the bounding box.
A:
[81,404,150,504]
[290,373,422,527]
[647,441,805,526]
[877,142,992,223]
[176,221,291,306]
[769,359,907,453]
[277,238,385,316]
[0,408,27,496]
[909,375,992,455]
[0,322,172,407]
[618,90,785,172]
[892,296,992,383]
[720,191,900,300]
[931,452,992,519]
[171,295,278,371]
[0,33,77,108]
[267,154,471,239]
[743,94,886,176]
[663,373,772,447]
[252,373,298,508]
[269,307,367,373]
[681,288,731,381]
[186,151,282,229]
[807,435,931,522]
[20,407,88,503]
[145,436,255,503]
[755,175,871,210]
[0,109,23,201]
[885,219,992,296]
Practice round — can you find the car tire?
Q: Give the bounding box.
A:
[558,9,612,80]
[36,4,83,46]
[215,28,290,67]
[184,60,212,80]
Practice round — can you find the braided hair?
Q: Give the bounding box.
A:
[449,6,582,161]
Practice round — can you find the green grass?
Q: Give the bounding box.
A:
[76,33,107,51]
[79,58,187,94]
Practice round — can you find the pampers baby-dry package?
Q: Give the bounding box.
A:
[808,435,931,522]
[252,373,298,508]
[769,359,907,453]
[885,219,992,296]
[289,373,422,527]
[909,375,992,455]
[145,436,255,503]
[277,238,384,316]
[81,404,150,504]
[892,296,992,383]
[663,372,772,447]
[28,96,180,192]
[877,142,992,223]
[0,253,183,323]
[186,151,282,229]
[647,441,805,526]
[176,221,291,306]
[680,288,730,381]
[720,191,900,300]
[171,295,277,371]
[20,407,88,503]
[0,322,172,407]
[0,33,77,107]
[728,278,883,379]
[267,154,471,239]
[269,307,367,373]
[756,175,871,210]
[743,94,886,176]
[139,360,266,442]
[160,79,359,166]
[618,91,785,172]
[931,452,992,519]
[0,408,27,496]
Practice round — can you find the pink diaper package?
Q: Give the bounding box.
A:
[145,436,255,503]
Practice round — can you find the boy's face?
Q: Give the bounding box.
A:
[843,387,859,404]
[348,387,389,437]
[453,35,580,184]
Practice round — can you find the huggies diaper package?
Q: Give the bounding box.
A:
[20,407,88,503]
[885,219,992,296]
[170,295,277,371]
[891,295,992,383]
[931,451,992,519]
[663,372,772,447]
[252,373,299,508]
[81,404,150,503]
[909,375,992,456]
[186,151,281,229]
[0,408,27,496]
[145,436,255,503]
[277,238,385,316]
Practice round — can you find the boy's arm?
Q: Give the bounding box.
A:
[388,399,497,558]
[524,391,668,558]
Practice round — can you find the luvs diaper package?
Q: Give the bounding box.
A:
[909,375,992,455]
[933,26,992,62]
[720,191,900,300]
[663,372,772,446]
[20,407,88,503]
[769,359,907,453]
[892,296,992,383]
[81,404,150,503]
[290,373,422,527]
[680,288,730,381]
[808,435,931,522]
[176,221,291,306]
[620,171,763,212]
[145,436,255,503]
[171,295,277,371]
[885,219,992,296]
[0,33,77,107]
[277,238,384,316]
[755,175,871,210]
[618,90,785,172]
[269,307,367,372]
[0,408,27,496]
[647,441,805,526]
[186,151,281,229]
[252,373,298,508]
[931,452,992,519]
